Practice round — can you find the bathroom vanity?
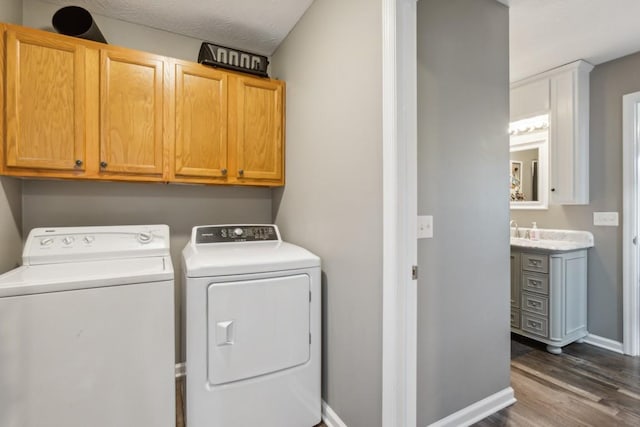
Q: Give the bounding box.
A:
[510,229,594,354]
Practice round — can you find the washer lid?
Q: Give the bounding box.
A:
[0,256,173,297]
[183,241,320,277]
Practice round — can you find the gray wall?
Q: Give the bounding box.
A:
[0,0,21,24]
[417,1,511,425]
[23,0,202,62]
[21,1,273,361]
[22,180,272,360]
[510,51,640,342]
[0,174,22,273]
[0,0,23,274]
[270,0,383,426]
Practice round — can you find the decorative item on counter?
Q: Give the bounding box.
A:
[530,222,540,240]
[198,42,269,77]
[52,6,107,44]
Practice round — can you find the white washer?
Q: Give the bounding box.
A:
[0,225,175,427]
[183,224,321,427]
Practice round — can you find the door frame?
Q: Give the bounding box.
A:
[622,91,640,356]
[381,0,418,426]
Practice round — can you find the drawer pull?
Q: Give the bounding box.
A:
[528,320,541,328]
[528,301,540,307]
[530,280,541,287]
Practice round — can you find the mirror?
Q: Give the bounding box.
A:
[510,149,538,201]
[510,122,549,210]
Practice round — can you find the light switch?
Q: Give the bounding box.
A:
[418,215,433,239]
[593,212,619,226]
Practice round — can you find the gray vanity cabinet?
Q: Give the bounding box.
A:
[510,248,588,354]
[510,252,521,329]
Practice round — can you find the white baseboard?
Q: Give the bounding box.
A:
[322,400,348,427]
[583,334,624,354]
[427,387,516,427]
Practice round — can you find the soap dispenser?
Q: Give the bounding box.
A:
[530,222,539,241]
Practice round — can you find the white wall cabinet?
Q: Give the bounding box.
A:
[510,60,593,205]
[510,78,549,121]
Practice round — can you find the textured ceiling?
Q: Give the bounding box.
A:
[38,1,640,81]
[40,0,315,55]
[510,0,640,81]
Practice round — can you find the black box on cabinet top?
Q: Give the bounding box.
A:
[198,42,269,78]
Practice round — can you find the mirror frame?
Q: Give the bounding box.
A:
[510,129,549,210]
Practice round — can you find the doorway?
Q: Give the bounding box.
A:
[622,91,640,356]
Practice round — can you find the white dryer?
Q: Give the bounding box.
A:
[0,225,175,427]
[183,224,321,427]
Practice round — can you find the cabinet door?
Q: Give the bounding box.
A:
[100,49,165,176]
[549,62,591,205]
[173,63,228,180]
[510,251,521,308]
[4,28,86,172]
[229,75,284,185]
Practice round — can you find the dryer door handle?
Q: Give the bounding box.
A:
[216,320,235,346]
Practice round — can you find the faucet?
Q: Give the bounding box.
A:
[510,220,519,238]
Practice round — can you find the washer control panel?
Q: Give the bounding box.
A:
[195,225,281,244]
[23,225,170,265]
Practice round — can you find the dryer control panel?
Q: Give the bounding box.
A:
[194,225,281,244]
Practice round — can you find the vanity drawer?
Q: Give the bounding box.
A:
[521,253,548,273]
[511,309,521,329]
[522,272,549,295]
[521,312,549,338]
[522,292,549,316]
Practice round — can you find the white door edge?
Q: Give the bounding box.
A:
[382,0,418,426]
[622,91,640,356]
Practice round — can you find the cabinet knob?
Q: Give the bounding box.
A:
[551,188,556,192]
[75,159,83,167]
[100,161,108,168]
[238,169,244,176]
[221,168,227,176]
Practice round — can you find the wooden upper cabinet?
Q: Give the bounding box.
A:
[229,75,284,185]
[173,63,228,181]
[4,28,87,172]
[99,49,165,177]
[0,24,285,186]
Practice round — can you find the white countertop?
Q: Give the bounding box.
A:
[510,228,594,252]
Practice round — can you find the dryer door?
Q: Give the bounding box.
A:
[207,274,310,385]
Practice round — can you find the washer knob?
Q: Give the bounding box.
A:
[233,228,244,237]
[137,232,153,244]
[40,237,54,247]
[62,236,75,246]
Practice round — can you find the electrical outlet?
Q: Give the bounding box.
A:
[593,212,619,226]
[417,215,433,239]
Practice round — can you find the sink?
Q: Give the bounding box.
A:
[509,228,594,252]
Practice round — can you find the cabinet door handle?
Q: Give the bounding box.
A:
[100,161,108,168]
[221,168,227,176]
[238,169,244,176]
[75,159,83,167]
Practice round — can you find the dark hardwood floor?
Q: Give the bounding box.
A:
[473,334,640,426]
